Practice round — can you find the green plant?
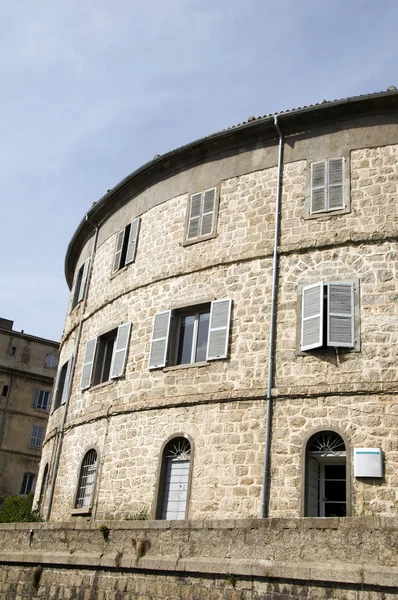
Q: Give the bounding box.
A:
[227,574,238,588]
[0,493,42,523]
[125,507,148,520]
[97,524,110,541]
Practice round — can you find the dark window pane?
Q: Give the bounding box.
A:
[101,338,115,382]
[195,312,210,362]
[325,480,346,502]
[324,464,346,479]
[325,502,346,517]
[177,315,195,364]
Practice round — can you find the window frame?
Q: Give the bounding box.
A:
[112,217,141,275]
[73,448,98,513]
[32,389,51,411]
[51,356,74,413]
[296,280,360,353]
[80,323,131,390]
[20,473,36,496]
[183,186,219,246]
[29,425,44,448]
[45,354,58,369]
[305,155,350,219]
[70,258,90,313]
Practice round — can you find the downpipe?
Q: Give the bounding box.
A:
[45,221,99,521]
[260,116,284,518]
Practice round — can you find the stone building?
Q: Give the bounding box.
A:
[37,89,398,523]
[0,318,59,502]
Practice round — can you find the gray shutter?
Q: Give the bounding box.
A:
[200,188,216,236]
[328,158,344,210]
[125,218,140,265]
[32,389,39,409]
[148,310,171,369]
[51,369,61,412]
[61,357,73,405]
[187,193,202,239]
[113,229,125,272]
[80,338,97,389]
[327,282,354,347]
[110,323,131,378]
[78,259,90,302]
[310,161,327,213]
[68,279,76,313]
[206,299,232,360]
[301,282,323,351]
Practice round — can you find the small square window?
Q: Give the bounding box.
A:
[306,157,350,218]
[9,346,16,356]
[184,187,219,244]
[113,218,140,273]
[45,354,58,369]
[20,473,35,495]
[32,389,50,411]
[30,425,44,448]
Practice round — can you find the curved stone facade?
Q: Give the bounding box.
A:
[37,90,398,522]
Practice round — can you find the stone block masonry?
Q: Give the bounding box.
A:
[1,518,398,599]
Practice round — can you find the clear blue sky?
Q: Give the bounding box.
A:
[1,0,397,341]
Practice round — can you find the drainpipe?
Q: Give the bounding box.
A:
[260,116,284,518]
[45,219,99,521]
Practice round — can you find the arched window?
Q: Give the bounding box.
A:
[38,464,49,508]
[75,449,98,508]
[305,430,347,517]
[156,437,192,520]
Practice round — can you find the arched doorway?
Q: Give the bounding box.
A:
[305,431,347,517]
[156,437,191,520]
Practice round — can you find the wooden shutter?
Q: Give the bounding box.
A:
[61,357,73,405]
[310,162,327,213]
[206,299,232,360]
[327,282,354,347]
[32,389,39,409]
[78,259,90,302]
[301,282,323,351]
[110,323,131,378]
[80,338,97,389]
[187,193,202,239]
[200,188,216,236]
[328,158,344,210]
[125,218,140,265]
[148,311,171,369]
[113,229,125,272]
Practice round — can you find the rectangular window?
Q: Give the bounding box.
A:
[310,158,345,214]
[32,389,50,411]
[20,473,35,495]
[185,188,218,243]
[300,281,357,351]
[45,354,58,369]
[70,258,90,312]
[9,346,16,356]
[52,357,73,412]
[113,218,141,273]
[29,425,44,448]
[1,385,9,397]
[81,323,131,390]
[149,299,232,369]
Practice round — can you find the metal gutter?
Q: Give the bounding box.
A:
[260,115,284,518]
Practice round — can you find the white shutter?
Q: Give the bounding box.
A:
[327,282,354,347]
[61,357,73,405]
[206,299,232,360]
[148,310,171,369]
[125,218,140,265]
[301,282,323,351]
[310,161,327,213]
[110,323,131,378]
[187,193,202,239]
[78,258,90,302]
[113,229,125,272]
[80,338,97,389]
[200,188,216,236]
[328,158,344,210]
[32,389,39,409]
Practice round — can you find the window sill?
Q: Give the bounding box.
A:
[304,206,350,220]
[182,232,217,247]
[27,445,42,450]
[71,507,92,516]
[163,361,209,372]
[110,262,132,280]
[85,379,117,392]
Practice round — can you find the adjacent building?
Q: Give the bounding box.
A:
[37,89,398,522]
[0,318,59,502]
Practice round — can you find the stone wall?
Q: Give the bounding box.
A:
[1,519,398,599]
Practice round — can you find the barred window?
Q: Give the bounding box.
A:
[75,449,98,508]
